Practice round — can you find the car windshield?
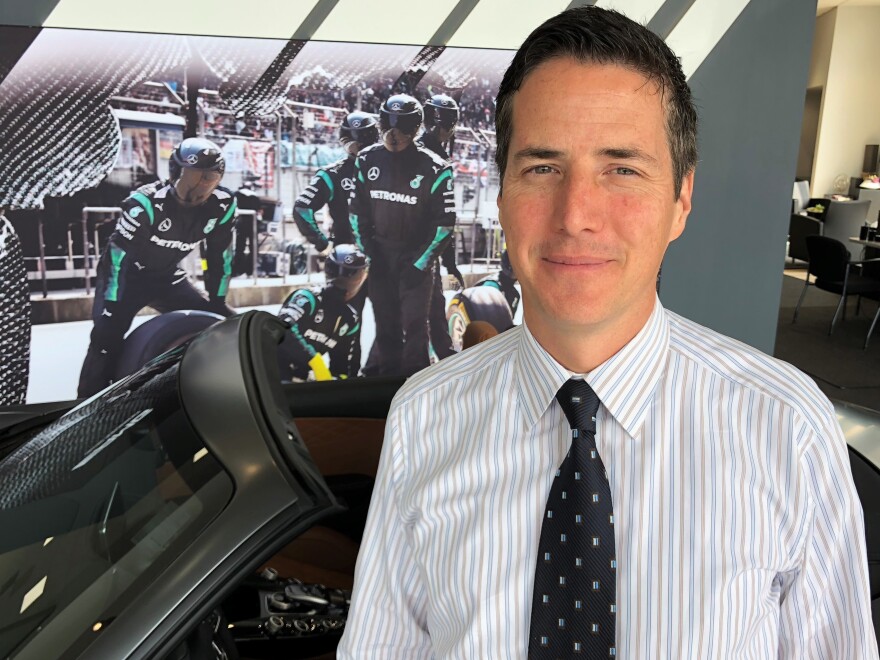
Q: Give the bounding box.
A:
[0,347,233,659]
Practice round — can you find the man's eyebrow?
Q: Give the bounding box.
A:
[511,147,566,161]
[597,147,659,164]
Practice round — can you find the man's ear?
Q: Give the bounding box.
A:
[669,170,694,242]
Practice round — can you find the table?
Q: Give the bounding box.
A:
[849,237,880,250]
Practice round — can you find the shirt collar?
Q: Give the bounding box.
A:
[514,296,670,438]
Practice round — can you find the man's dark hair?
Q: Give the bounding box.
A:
[494,6,697,198]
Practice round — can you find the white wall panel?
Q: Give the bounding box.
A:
[446,0,569,49]
[310,0,460,44]
[44,0,320,38]
[596,0,666,25]
[666,0,749,79]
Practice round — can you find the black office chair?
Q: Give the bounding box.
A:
[793,235,880,335]
[787,213,821,264]
[858,252,880,349]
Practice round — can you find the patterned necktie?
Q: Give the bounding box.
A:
[528,379,617,658]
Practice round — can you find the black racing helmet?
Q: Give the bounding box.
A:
[325,244,369,297]
[169,137,225,181]
[424,93,459,130]
[339,111,379,148]
[169,137,225,206]
[379,94,423,136]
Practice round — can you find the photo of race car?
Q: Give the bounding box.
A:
[1,313,879,659]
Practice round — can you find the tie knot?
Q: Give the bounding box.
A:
[556,379,600,432]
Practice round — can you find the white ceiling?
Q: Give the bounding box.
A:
[817,0,880,17]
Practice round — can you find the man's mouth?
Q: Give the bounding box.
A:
[543,255,610,266]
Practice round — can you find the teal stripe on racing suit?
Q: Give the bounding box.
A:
[414,226,453,271]
[105,244,126,301]
[130,192,155,225]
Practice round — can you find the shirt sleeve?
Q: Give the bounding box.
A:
[777,406,879,658]
[348,156,376,257]
[113,193,155,257]
[278,289,319,359]
[204,197,237,300]
[412,164,455,271]
[293,169,333,251]
[336,402,432,658]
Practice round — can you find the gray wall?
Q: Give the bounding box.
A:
[0,0,57,26]
[659,0,816,354]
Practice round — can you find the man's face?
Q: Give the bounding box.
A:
[174,168,222,207]
[383,128,414,152]
[435,124,455,143]
[498,58,693,342]
[343,140,361,156]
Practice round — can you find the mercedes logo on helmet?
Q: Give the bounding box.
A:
[186,154,199,165]
[344,255,355,264]
[391,102,402,111]
[351,119,361,128]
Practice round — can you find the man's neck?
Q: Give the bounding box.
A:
[523,298,655,373]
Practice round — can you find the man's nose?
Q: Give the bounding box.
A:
[556,171,604,236]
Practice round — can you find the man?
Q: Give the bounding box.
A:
[293,111,379,252]
[293,111,379,373]
[277,244,367,382]
[231,179,262,276]
[349,94,455,377]
[419,93,465,361]
[338,7,878,659]
[78,137,236,397]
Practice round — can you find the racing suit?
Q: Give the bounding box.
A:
[293,155,365,372]
[349,142,455,376]
[418,132,459,359]
[232,186,262,275]
[293,156,357,251]
[77,181,237,397]
[277,285,361,381]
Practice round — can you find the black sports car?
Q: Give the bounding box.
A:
[1,312,878,659]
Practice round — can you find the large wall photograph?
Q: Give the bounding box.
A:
[0,25,517,404]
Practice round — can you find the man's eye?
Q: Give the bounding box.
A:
[614,167,638,176]
[529,165,556,175]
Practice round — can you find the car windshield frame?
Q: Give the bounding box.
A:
[0,347,234,659]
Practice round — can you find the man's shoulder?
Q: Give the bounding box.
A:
[125,180,165,204]
[391,326,521,410]
[666,310,835,422]
[212,186,236,202]
[284,287,322,312]
[415,143,450,170]
[356,143,385,161]
[325,156,350,175]
[204,187,237,226]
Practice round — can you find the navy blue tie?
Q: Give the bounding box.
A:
[528,379,617,658]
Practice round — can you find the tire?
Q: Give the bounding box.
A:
[445,297,470,352]
[113,310,224,381]
[446,286,513,352]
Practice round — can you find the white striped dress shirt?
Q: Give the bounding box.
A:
[337,298,879,659]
